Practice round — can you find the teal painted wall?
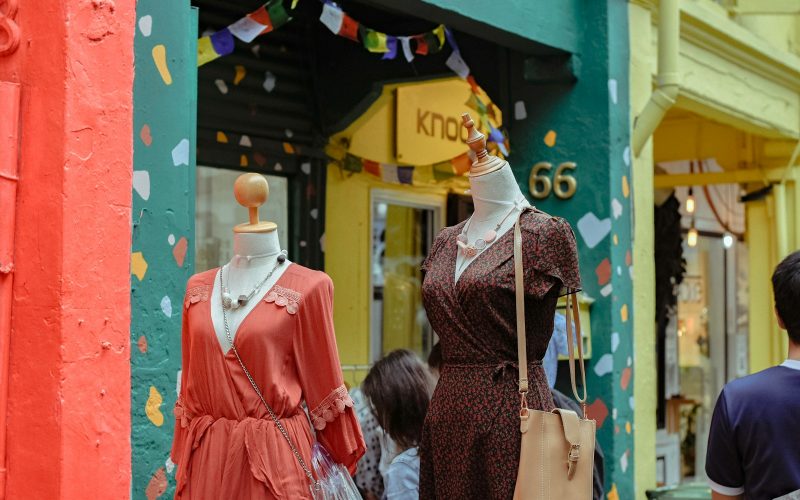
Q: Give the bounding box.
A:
[507,0,634,497]
[131,1,197,497]
[420,0,579,53]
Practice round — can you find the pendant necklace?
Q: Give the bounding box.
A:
[221,250,287,310]
[457,205,520,258]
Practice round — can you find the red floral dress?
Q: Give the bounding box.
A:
[419,208,581,499]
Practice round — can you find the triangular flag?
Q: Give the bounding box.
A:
[229,9,270,43]
[363,160,381,177]
[339,14,360,41]
[343,154,363,172]
[432,25,446,48]
[414,35,428,55]
[466,75,480,93]
[320,2,344,34]
[397,166,414,184]
[400,36,414,62]
[380,164,400,184]
[197,37,220,66]
[363,29,389,53]
[446,50,470,79]
[382,36,398,60]
[249,5,273,30]
[210,28,234,56]
[266,0,291,29]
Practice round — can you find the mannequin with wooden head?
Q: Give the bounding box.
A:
[210,173,291,350]
[455,113,529,282]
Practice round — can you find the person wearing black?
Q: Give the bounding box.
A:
[550,388,605,500]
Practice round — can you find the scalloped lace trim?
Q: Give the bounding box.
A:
[184,285,211,309]
[310,385,354,431]
[264,285,302,315]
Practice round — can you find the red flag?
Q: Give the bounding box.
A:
[363,160,380,177]
[414,35,428,55]
[340,15,360,41]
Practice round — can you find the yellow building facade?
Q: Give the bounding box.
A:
[631,0,800,493]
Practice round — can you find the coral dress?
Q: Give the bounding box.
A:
[419,208,582,499]
[171,264,365,499]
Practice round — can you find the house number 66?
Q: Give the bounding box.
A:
[528,162,578,200]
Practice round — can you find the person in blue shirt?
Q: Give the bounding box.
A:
[363,350,435,500]
[543,312,568,388]
[706,250,800,500]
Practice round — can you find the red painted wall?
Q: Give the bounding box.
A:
[0,0,134,497]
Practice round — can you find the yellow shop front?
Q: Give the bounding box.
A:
[323,77,494,385]
[630,0,800,490]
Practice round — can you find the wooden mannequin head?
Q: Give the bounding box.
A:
[233,173,277,233]
[462,112,508,177]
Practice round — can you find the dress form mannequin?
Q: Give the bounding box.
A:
[455,114,529,281]
[210,173,291,351]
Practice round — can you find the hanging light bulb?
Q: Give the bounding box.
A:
[686,187,696,214]
[687,226,699,247]
[723,233,734,249]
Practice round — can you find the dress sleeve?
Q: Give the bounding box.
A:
[705,390,745,496]
[522,214,582,298]
[294,274,366,474]
[421,228,448,273]
[170,284,193,464]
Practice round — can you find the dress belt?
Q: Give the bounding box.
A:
[443,360,543,382]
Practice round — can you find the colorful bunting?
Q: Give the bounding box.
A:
[315,7,508,155]
[197,0,293,66]
[333,150,477,185]
[319,1,444,60]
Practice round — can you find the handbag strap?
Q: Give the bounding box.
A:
[514,215,588,418]
[218,270,319,489]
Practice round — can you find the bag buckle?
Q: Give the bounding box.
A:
[566,444,580,479]
[519,390,529,417]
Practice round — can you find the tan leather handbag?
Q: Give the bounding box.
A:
[512,215,596,500]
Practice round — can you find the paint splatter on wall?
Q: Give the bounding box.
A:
[132,1,197,497]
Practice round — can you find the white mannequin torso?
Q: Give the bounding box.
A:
[455,164,529,282]
[210,231,291,351]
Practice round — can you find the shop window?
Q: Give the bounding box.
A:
[664,233,747,483]
[370,190,443,362]
[195,166,289,271]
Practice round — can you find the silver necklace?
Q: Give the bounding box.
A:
[220,251,286,310]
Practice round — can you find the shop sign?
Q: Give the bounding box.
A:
[396,79,482,165]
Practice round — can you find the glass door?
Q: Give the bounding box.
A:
[370,189,444,362]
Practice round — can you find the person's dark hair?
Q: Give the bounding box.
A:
[772,250,800,344]
[362,350,432,450]
[427,342,442,371]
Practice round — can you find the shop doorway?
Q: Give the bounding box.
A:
[369,189,444,362]
[654,158,749,486]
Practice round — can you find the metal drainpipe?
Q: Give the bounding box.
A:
[0,81,21,500]
[632,0,681,157]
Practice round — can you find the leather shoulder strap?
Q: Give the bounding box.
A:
[513,214,588,417]
[513,218,529,397]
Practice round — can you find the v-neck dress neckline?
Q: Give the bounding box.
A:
[211,263,293,357]
[452,217,518,288]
